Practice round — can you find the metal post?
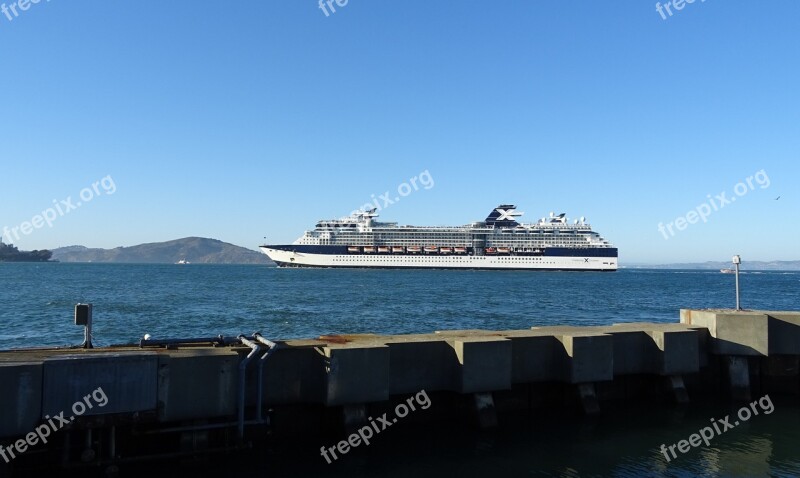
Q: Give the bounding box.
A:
[733,255,742,310]
[237,336,261,442]
[75,303,93,348]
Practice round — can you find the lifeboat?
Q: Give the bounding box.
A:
[407,246,422,253]
[347,246,360,253]
[424,246,438,253]
[454,247,467,254]
[497,247,511,254]
[363,246,376,253]
[485,247,497,254]
[392,246,405,253]
[440,247,453,253]
[377,246,391,253]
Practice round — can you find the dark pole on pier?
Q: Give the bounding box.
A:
[75,303,93,348]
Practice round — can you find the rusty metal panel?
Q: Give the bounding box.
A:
[158,351,238,422]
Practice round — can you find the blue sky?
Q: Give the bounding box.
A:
[1,1,797,263]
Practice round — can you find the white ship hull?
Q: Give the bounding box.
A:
[260,247,617,271]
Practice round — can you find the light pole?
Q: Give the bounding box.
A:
[732,255,742,311]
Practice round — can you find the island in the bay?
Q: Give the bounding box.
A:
[0,241,53,262]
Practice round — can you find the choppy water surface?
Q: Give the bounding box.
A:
[1,264,798,348]
[1,264,799,477]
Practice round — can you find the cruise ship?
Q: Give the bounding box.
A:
[260,205,618,271]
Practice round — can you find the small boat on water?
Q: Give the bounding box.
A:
[720,268,736,274]
[176,258,190,264]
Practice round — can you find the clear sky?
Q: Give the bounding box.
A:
[1,1,798,264]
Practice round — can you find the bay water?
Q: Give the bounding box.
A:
[1,264,799,477]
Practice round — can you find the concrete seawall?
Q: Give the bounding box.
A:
[1,309,799,474]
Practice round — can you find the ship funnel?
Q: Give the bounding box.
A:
[485,205,522,227]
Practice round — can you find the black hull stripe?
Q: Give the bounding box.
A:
[273,261,616,272]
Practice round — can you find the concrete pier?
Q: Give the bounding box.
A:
[0,309,798,474]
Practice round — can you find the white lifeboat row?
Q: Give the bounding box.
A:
[347,246,468,254]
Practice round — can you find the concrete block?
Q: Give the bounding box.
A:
[648,328,699,375]
[503,332,562,383]
[324,344,389,406]
[384,338,456,394]
[0,362,42,438]
[449,337,511,393]
[157,350,238,422]
[263,346,326,405]
[681,309,769,356]
[727,356,752,401]
[605,330,656,375]
[557,333,613,384]
[767,312,800,355]
[434,329,495,336]
[596,324,700,376]
[42,353,158,417]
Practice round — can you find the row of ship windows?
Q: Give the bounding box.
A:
[312,233,596,238]
[305,238,592,243]
[308,231,596,239]
[329,259,563,265]
[303,242,595,247]
[331,256,551,261]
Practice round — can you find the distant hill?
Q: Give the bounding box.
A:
[52,237,273,264]
[634,261,800,271]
